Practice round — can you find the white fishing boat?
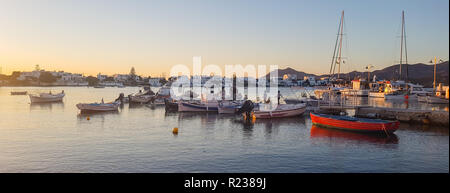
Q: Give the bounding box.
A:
[253,103,306,118]
[76,101,120,112]
[29,91,65,103]
[178,101,219,112]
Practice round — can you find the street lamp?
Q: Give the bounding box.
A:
[365,65,374,82]
[429,57,444,91]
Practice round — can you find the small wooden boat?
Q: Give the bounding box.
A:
[29,91,65,103]
[218,101,243,114]
[253,103,306,118]
[178,101,219,112]
[128,88,156,104]
[310,112,399,133]
[76,101,120,113]
[11,91,27,95]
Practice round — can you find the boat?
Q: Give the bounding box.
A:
[93,85,105,88]
[426,96,449,104]
[164,98,179,111]
[76,101,120,113]
[417,95,428,102]
[177,100,219,112]
[10,91,27,95]
[341,80,369,97]
[310,112,399,133]
[310,125,398,144]
[128,86,156,104]
[29,91,65,103]
[252,103,306,118]
[218,101,243,114]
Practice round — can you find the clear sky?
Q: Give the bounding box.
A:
[0,0,448,77]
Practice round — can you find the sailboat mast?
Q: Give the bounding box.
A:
[337,11,344,79]
[399,11,404,80]
[403,11,408,82]
[329,11,343,80]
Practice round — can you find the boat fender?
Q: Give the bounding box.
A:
[87,116,90,120]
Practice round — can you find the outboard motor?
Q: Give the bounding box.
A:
[115,93,125,103]
[236,100,255,122]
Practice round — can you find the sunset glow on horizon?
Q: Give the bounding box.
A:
[0,0,448,77]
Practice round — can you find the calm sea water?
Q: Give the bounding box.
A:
[0,87,448,173]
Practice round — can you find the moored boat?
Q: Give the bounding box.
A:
[310,112,399,133]
[11,91,27,95]
[178,101,219,112]
[76,101,120,113]
[29,91,65,103]
[253,103,306,118]
[218,101,243,114]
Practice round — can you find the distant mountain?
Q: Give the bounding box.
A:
[264,67,316,79]
[266,61,449,87]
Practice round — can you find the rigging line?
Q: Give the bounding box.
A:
[329,12,343,79]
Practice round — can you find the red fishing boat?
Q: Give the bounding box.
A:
[310,112,399,133]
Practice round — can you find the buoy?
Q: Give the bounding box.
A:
[87,116,90,120]
[404,95,409,100]
[172,127,178,134]
[422,118,430,124]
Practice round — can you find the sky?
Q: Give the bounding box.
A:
[0,0,448,77]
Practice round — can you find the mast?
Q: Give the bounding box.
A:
[329,11,343,80]
[403,11,408,82]
[328,11,345,81]
[399,10,408,81]
[337,11,344,79]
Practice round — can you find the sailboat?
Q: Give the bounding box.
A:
[314,11,349,99]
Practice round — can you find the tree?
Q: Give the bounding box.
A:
[86,76,99,86]
[130,67,136,77]
[39,72,57,83]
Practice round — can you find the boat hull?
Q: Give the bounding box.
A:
[11,91,27,95]
[426,96,449,104]
[76,103,119,112]
[369,92,385,98]
[310,112,399,133]
[178,101,218,112]
[129,95,154,104]
[29,93,65,103]
[218,101,242,114]
[253,104,306,118]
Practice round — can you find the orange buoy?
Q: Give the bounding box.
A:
[404,95,409,100]
[172,127,178,134]
[87,116,90,120]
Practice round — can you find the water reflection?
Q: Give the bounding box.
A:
[29,102,65,111]
[310,125,399,145]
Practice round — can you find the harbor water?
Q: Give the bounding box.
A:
[0,87,448,172]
